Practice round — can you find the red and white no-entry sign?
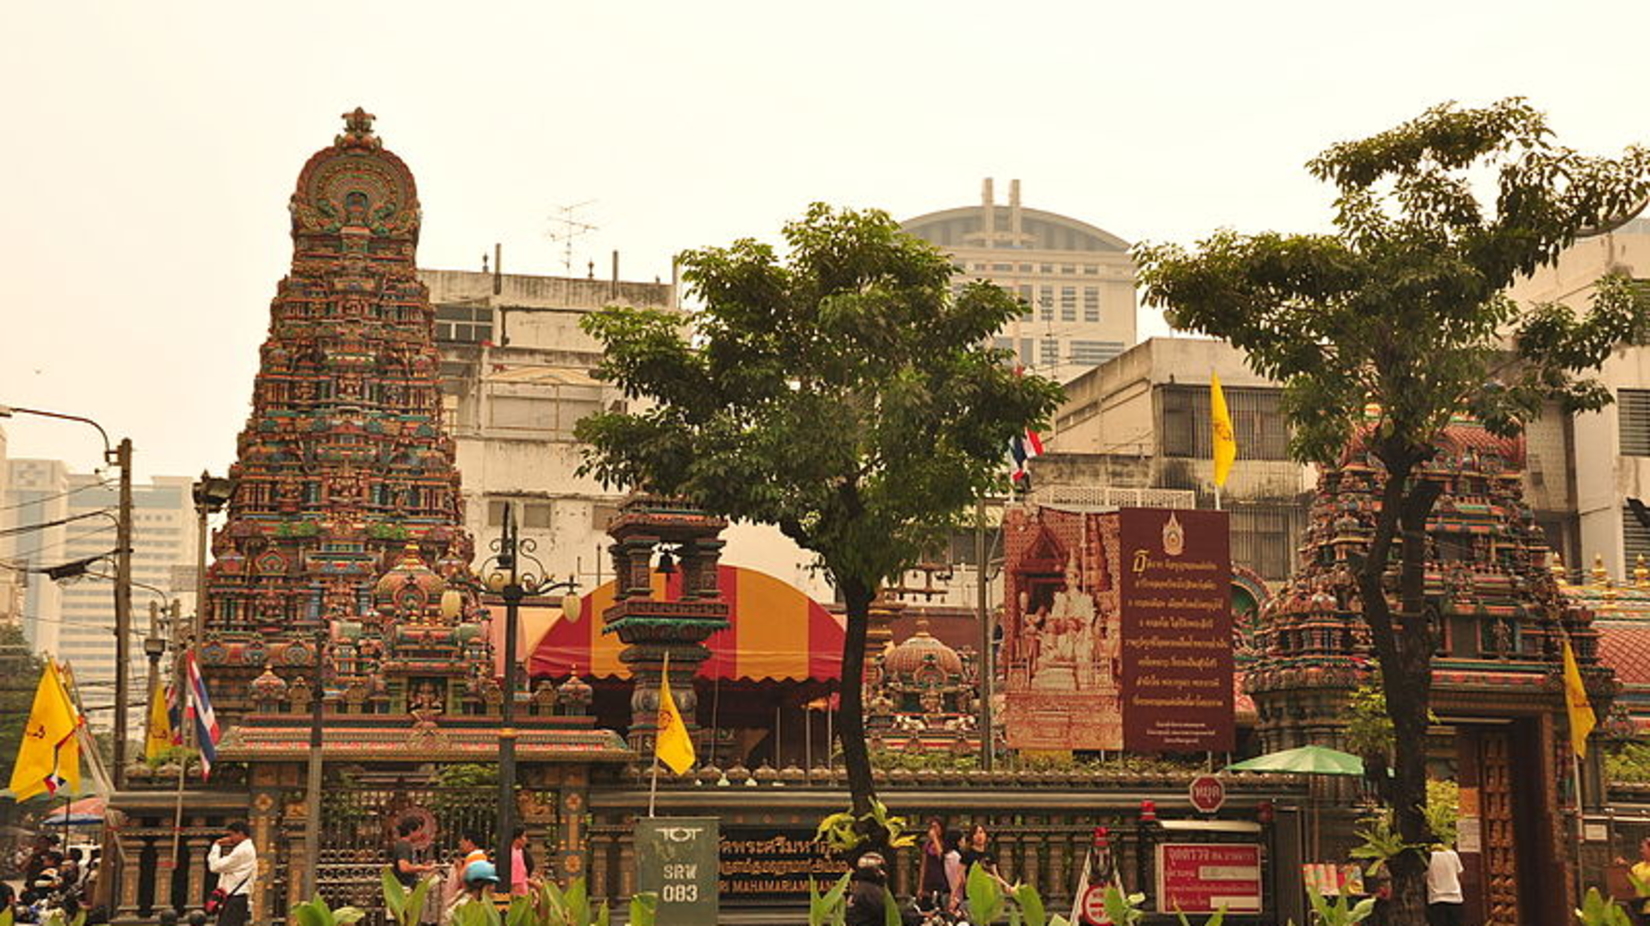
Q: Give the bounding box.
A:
[1079,883,1112,925]
[1188,774,1226,814]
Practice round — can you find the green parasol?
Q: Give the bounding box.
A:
[1224,744,1365,776]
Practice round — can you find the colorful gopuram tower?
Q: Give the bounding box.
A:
[1245,417,1613,925]
[200,109,482,721]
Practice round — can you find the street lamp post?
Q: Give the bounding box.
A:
[0,404,132,786]
[446,504,578,893]
[187,473,236,750]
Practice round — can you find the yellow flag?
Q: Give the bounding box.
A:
[654,656,696,775]
[1562,637,1596,758]
[145,683,174,761]
[1211,372,1237,488]
[9,662,82,801]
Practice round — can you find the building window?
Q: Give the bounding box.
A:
[1038,287,1054,322]
[1228,504,1304,581]
[1060,287,1077,322]
[1083,265,1100,275]
[1625,505,1650,567]
[1019,339,1034,367]
[1621,389,1650,456]
[487,499,509,526]
[592,502,621,533]
[1160,385,1290,460]
[1041,339,1060,365]
[434,305,495,344]
[522,502,553,529]
[1069,341,1124,365]
[1083,287,1100,322]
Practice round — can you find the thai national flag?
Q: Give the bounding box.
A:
[185,652,221,777]
[1009,429,1044,489]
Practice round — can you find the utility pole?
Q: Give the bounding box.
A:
[113,437,133,787]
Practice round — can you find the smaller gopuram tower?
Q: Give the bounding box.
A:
[1246,417,1612,926]
[200,109,479,721]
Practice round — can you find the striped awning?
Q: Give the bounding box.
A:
[528,565,844,682]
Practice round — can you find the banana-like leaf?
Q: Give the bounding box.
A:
[593,899,610,926]
[408,876,435,926]
[629,891,658,926]
[967,863,1004,924]
[883,887,902,926]
[1,903,14,926]
[382,866,408,922]
[333,907,369,926]
[291,899,329,926]
[1013,881,1046,926]
[505,894,534,926]
[564,878,590,926]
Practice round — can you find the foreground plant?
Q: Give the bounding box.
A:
[381,865,436,926]
[1577,886,1633,926]
[290,895,368,926]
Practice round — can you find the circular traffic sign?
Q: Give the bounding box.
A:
[1189,774,1226,814]
[1080,884,1112,925]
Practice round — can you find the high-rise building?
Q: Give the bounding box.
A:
[1,459,196,726]
[901,178,1138,383]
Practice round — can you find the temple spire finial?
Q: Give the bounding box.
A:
[337,107,380,147]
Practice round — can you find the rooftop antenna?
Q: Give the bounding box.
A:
[548,200,599,275]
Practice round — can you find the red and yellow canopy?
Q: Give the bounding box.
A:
[528,565,844,682]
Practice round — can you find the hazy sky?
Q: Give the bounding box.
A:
[3,0,1648,479]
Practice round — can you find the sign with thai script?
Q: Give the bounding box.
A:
[1119,508,1234,752]
[636,817,719,925]
[717,828,850,901]
[1157,843,1262,914]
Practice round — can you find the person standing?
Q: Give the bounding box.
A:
[915,819,950,913]
[1425,843,1465,926]
[206,822,257,926]
[390,815,437,922]
[509,828,533,897]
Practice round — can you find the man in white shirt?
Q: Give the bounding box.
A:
[1425,844,1465,926]
[206,821,257,926]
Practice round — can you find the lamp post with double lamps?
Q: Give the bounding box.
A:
[0,404,134,786]
[443,503,578,892]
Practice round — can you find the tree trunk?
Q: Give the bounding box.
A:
[1356,446,1443,926]
[837,576,882,841]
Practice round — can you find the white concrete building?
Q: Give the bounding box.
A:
[1504,217,1650,578]
[901,179,1139,383]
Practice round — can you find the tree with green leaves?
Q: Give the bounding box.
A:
[1137,98,1650,923]
[576,204,1062,840]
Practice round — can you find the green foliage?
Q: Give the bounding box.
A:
[967,863,1006,924]
[290,895,368,926]
[1350,811,1425,877]
[1308,890,1377,926]
[510,877,610,926]
[815,798,919,852]
[1576,887,1633,926]
[577,202,1063,592]
[1176,909,1225,926]
[448,899,501,926]
[143,744,199,770]
[1138,98,1650,922]
[0,623,44,784]
[808,873,852,926]
[381,866,435,926]
[1102,884,1147,925]
[1607,742,1650,783]
[1426,778,1460,846]
[1344,677,1394,761]
[34,910,85,926]
[627,892,657,926]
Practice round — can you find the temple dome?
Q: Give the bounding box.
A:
[375,541,447,618]
[884,620,965,679]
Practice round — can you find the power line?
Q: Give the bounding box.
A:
[0,478,115,512]
[1,522,117,563]
[0,508,115,538]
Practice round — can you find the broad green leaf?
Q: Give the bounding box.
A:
[407,876,434,926]
[1013,881,1046,926]
[883,887,902,926]
[333,907,369,926]
[382,866,407,921]
[629,892,658,926]
[291,900,328,926]
[967,863,1004,924]
[505,894,533,926]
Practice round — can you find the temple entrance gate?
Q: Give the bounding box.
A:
[1450,718,1567,926]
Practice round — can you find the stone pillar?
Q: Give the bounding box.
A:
[250,793,279,926]
[556,770,590,885]
[117,835,144,919]
[185,832,210,912]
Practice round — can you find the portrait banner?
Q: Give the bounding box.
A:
[1001,506,1232,753]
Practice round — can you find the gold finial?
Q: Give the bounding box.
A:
[1636,554,1649,590]
[1551,551,1568,585]
[1592,554,1609,589]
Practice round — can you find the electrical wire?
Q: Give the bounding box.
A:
[0,522,117,564]
[0,508,115,538]
[0,478,115,512]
